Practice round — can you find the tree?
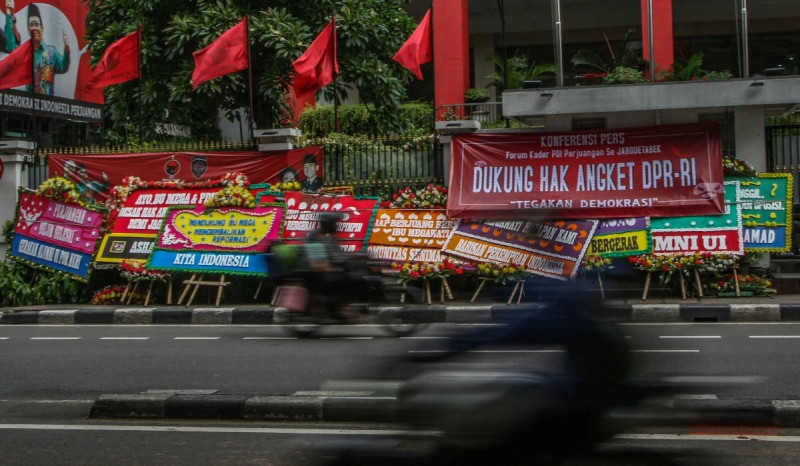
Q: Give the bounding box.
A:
[85,0,419,142]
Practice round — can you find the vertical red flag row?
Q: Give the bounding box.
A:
[393,9,432,80]
[0,40,33,90]
[87,30,141,89]
[191,18,249,90]
[292,20,339,98]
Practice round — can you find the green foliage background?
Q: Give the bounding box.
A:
[85,0,419,142]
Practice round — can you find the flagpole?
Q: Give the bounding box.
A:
[31,40,38,156]
[245,16,255,141]
[137,24,143,142]
[332,13,339,133]
[425,3,436,131]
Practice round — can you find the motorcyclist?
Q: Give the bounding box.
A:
[300,212,350,320]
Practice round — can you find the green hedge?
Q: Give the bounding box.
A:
[299,102,433,138]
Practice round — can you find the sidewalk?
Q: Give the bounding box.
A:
[1,292,799,324]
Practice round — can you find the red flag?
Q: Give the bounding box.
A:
[393,9,432,80]
[0,41,33,90]
[292,21,338,98]
[87,31,140,89]
[191,19,249,90]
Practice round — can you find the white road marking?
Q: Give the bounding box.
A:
[0,337,8,340]
[30,337,81,340]
[173,337,220,340]
[99,337,149,340]
[617,433,800,442]
[749,335,800,338]
[659,336,721,339]
[409,350,566,354]
[400,336,448,340]
[631,350,700,353]
[320,337,374,340]
[0,423,438,436]
[243,337,297,340]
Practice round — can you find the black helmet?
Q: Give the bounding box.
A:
[318,212,343,234]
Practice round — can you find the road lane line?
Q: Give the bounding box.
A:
[173,337,220,340]
[99,337,150,340]
[320,337,374,340]
[0,337,8,340]
[631,350,700,353]
[749,335,800,338]
[30,337,81,340]
[659,336,721,339]
[409,350,566,354]
[243,337,297,340]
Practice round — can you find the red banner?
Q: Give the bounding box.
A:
[48,148,323,203]
[282,192,379,251]
[447,123,724,219]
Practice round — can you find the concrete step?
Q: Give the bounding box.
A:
[769,258,800,274]
[771,274,800,294]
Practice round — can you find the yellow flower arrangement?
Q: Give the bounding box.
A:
[476,262,529,285]
[204,185,256,209]
[36,176,82,205]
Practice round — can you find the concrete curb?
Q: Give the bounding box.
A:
[90,392,398,423]
[4,302,800,325]
[89,392,800,426]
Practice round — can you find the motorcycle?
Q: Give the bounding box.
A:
[271,253,426,338]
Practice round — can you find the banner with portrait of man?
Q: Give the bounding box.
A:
[0,0,104,121]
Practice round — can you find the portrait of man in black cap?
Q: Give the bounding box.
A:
[5,2,71,95]
[301,153,323,192]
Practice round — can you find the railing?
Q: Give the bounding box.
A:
[19,135,445,198]
[436,102,505,126]
[767,125,800,203]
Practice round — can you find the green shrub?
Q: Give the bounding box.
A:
[299,102,433,138]
[603,66,646,84]
[465,88,490,103]
[0,260,92,307]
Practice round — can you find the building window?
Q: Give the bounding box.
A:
[699,113,735,157]
[572,117,606,131]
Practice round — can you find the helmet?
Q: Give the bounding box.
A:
[318,212,344,234]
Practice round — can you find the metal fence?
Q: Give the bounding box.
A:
[314,135,444,197]
[20,135,445,197]
[767,125,800,203]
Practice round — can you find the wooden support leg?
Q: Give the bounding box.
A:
[425,279,432,305]
[186,275,203,308]
[127,281,139,305]
[471,279,488,303]
[679,272,687,300]
[597,274,605,300]
[733,268,741,297]
[400,284,406,303]
[121,280,132,303]
[254,279,263,300]
[508,281,520,305]
[694,269,704,298]
[167,277,173,305]
[144,280,154,306]
[216,274,226,307]
[443,277,454,300]
[178,274,196,305]
[516,280,525,304]
[642,272,652,301]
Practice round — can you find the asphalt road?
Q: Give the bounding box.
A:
[3,322,800,464]
[2,322,800,400]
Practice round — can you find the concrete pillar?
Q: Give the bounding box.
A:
[435,120,481,186]
[433,0,470,116]
[734,107,766,173]
[641,0,674,78]
[472,34,496,99]
[0,141,34,258]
